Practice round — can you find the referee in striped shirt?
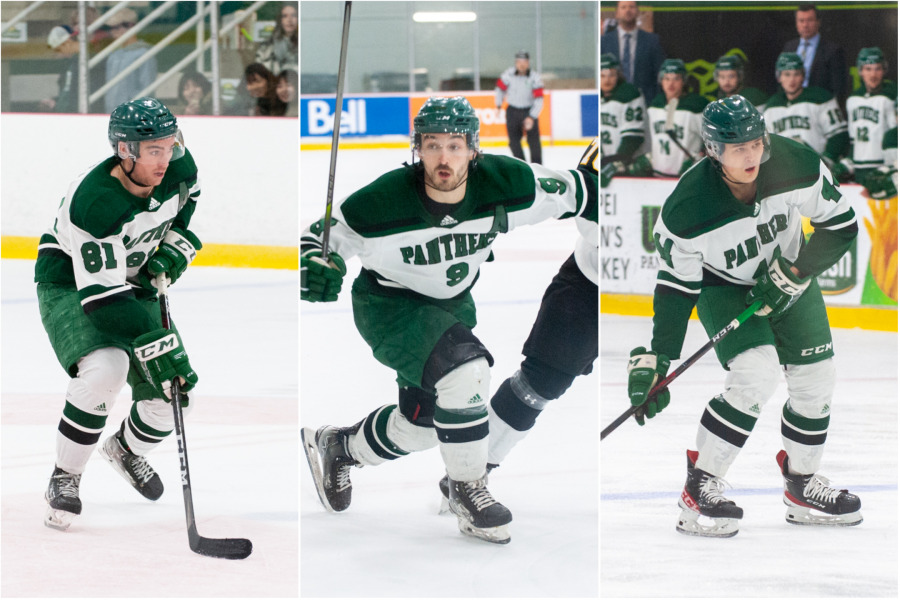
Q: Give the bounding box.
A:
[495,50,544,164]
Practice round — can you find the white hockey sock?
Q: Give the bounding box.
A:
[122,396,193,456]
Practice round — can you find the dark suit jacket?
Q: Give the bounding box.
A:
[601,28,666,104]
[783,37,848,107]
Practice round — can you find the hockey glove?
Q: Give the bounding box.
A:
[600,161,625,188]
[133,328,198,401]
[827,157,855,183]
[139,228,202,289]
[627,346,671,426]
[301,250,347,302]
[627,154,653,177]
[863,166,898,200]
[746,256,810,317]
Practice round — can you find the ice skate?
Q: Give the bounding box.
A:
[98,432,164,501]
[302,424,360,512]
[438,463,497,514]
[44,466,82,531]
[676,450,743,538]
[776,450,862,526]
[448,476,512,544]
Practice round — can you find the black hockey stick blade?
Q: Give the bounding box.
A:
[601,301,762,441]
[188,523,253,560]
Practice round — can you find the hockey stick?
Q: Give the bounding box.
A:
[600,300,763,441]
[664,97,694,161]
[319,0,352,259]
[158,275,253,560]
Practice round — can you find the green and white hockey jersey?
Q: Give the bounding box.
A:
[646,93,707,177]
[764,86,848,161]
[35,149,200,338]
[301,154,597,300]
[601,81,646,162]
[846,80,898,173]
[650,135,857,359]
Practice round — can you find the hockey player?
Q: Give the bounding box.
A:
[711,54,768,111]
[300,96,596,545]
[845,47,898,185]
[601,52,646,187]
[437,138,598,505]
[628,95,862,537]
[37,97,201,531]
[764,52,850,180]
[633,59,707,178]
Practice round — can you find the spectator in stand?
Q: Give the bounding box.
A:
[276,69,299,117]
[173,70,213,116]
[69,6,111,54]
[226,63,283,117]
[600,1,666,106]
[782,4,848,107]
[256,2,298,75]
[103,8,157,113]
[495,50,544,164]
[40,26,80,113]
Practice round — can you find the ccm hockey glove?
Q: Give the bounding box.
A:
[140,228,202,288]
[627,346,671,426]
[863,166,898,199]
[301,250,347,302]
[746,256,810,317]
[133,328,198,401]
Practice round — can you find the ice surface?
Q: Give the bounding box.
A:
[300,145,599,597]
[600,313,898,598]
[1,260,298,597]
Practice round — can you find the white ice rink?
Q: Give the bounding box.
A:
[600,313,898,598]
[1,261,298,597]
[300,144,599,597]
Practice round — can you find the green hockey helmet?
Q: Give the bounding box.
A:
[713,54,745,82]
[600,52,620,72]
[658,58,687,83]
[108,97,184,162]
[775,52,805,78]
[857,47,888,71]
[412,96,480,153]
[701,95,771,169]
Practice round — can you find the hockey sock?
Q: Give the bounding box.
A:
[121,397,192,456]
[781,401,829,474]
[781,360,834,474]
[348,404,438,466]
[434,358,491,482]
[56,348,128,474]
[695,395,760,476]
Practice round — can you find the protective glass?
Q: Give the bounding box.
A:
[118,130,186,163]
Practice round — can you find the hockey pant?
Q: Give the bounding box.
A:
[694,344,835,477]
[56,347,191,474]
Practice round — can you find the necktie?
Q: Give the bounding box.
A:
[622,33,633,83]
[800,40,808,60]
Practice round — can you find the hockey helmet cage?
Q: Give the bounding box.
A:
[658,58,687,83]
[108,97,184,161]
[412,96,480,153]
[701,95,771,168]
[857,47,888,71]
[775,52,805,78]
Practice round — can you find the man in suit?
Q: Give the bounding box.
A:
[782,3,848,108]
[600,1,666,104]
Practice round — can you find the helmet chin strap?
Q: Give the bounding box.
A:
[117,156,152,189]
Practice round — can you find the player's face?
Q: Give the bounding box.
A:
[661,73,684,100]
[419,133,474,194]
[795,9,819,39]
[720,137,765,183]
[779,70,804,97]
[716,71,739,95]
[860,63,885,91]
[128,137,178,186]
[601,69,618,94]
[515,58,530,73]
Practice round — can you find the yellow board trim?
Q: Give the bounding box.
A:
[601,293,898,333]
[2,235,297,270]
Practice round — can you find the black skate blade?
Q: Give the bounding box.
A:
[190,535,253,560]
